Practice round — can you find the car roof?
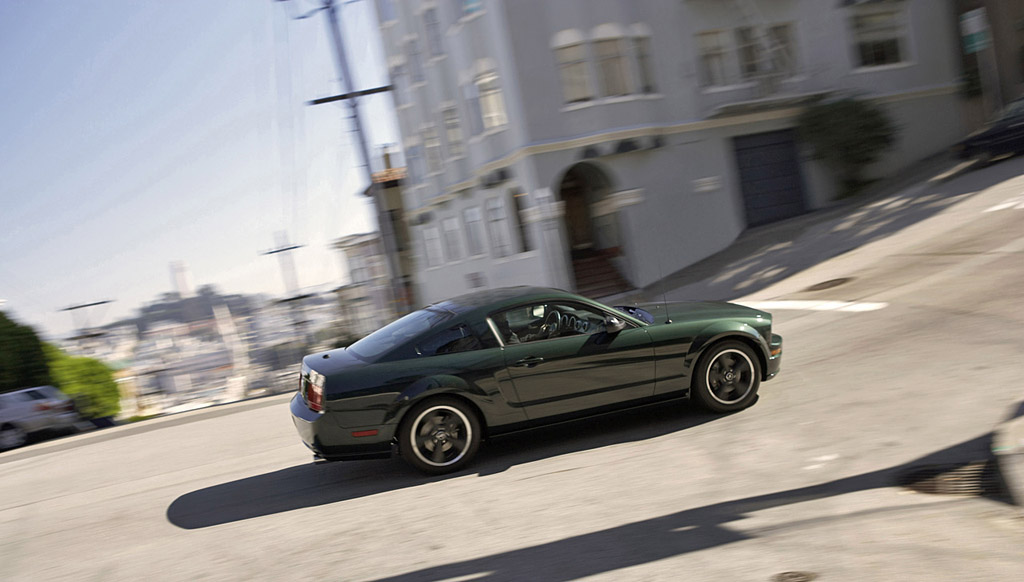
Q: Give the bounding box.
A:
[428,286,583,315]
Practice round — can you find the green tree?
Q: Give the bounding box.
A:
[44,344,121,419]
[797,95,897,197]
[0,311,52,392]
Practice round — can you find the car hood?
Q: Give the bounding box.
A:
[962,124,999,143]
[633,301,768,325]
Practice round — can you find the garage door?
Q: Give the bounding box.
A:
[733,129,807,227]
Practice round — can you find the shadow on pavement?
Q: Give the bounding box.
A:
[370,433,1000,582]
[166,400,723,530]
[639,156,1024,303]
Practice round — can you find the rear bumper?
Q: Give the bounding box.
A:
[289,393,395,461]
[765,333,782,380]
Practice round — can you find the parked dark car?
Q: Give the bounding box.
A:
[290,287,782,474]
[954,97,1024,164]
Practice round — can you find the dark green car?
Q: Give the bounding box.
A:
[291,286,782,474]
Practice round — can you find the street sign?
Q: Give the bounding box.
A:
[960,8,990,54]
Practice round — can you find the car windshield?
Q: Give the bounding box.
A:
[995,99,1024,123]
[346,307,457,361]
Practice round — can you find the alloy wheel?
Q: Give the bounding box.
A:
[409,405,472,468]
[705,349,756,405]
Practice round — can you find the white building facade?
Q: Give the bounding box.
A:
[377,0,966,303]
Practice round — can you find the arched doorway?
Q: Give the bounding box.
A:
[558,162,611,251]
[556,162,631,297]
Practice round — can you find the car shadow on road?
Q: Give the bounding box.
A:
[369,433,1002,582]
[166,400,726,530]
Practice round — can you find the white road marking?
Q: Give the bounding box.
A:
[804,454,839,470]
[984,195,1024,212]
[737,300,889,312]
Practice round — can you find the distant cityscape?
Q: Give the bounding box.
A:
[60,243,396,419]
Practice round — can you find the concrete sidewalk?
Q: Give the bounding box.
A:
[619,153,983,307]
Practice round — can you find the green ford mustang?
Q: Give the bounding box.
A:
[291,286,782,474]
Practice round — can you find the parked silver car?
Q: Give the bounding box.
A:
[0,386,80,451]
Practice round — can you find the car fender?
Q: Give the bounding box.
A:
[385,374,487,425]
[688,322,770,374]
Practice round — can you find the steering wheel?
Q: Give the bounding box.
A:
[541,309,561,339]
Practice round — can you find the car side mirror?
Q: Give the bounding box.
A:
[605,316,626,334]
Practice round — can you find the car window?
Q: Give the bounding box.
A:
[417,324,483,356]
[347,306,457,360]
[492,301,619,344]
[996,99,1024,123]
[23,390,48,401]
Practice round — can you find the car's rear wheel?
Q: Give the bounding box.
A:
[0,424,28,451]
[400,397,481,475]
[975,150,994,168]
[692,340,761,413]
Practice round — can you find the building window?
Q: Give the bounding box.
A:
[463,206,484,256]
[391,62,408,106]
[349,254,368,284]
[594,38,631,96]
[422,126,442,173]
[850,8,906,67]
[462,83,483,135]
[767,23,797,77]
[377,0,396,22]
[406,144,425,184]
[424,8,443,57]
[556,43,592,103]
[736,26,760,79]
[509,189,532,253]
[476,72,507,130]
[633,36,655,93]
[697,30,729,87]
[442,217,462,261]
[408,39,425,82]
[442,107,464,157]
[422,226,443,267]
[462,0,482,17]
[485,197,512,258]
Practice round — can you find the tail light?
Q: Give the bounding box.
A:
[303,370,325,413]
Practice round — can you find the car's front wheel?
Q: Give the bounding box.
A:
[400,397,481,475]
[0,424,28,451]
[692,341,761,413]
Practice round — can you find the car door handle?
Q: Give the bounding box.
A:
[512,356,545,368]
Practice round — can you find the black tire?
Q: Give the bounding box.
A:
[975,150,993,168]
[692,340,761,413]
[400,397,482,475]
[0,424,28,451]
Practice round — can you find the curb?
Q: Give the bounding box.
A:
[0,392,294,465]
[993,403,1024,509]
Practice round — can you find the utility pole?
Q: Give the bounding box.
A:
[61,300,114,356]
[309,0,408,315]
[261,231,302,296]
[260,231,312,344]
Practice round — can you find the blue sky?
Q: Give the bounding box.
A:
[0,0,400,338]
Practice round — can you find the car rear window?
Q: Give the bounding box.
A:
[416,324,482,356]
[347,307,457,361]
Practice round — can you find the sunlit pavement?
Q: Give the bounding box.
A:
[3,157,1024,581]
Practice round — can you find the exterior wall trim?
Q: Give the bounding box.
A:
[468,83,960,177]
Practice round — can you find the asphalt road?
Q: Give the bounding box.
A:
[3,158,1024,581]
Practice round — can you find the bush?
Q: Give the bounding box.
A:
[797,95,897,197]
[0,312,52,392]
[44,344,121,419]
